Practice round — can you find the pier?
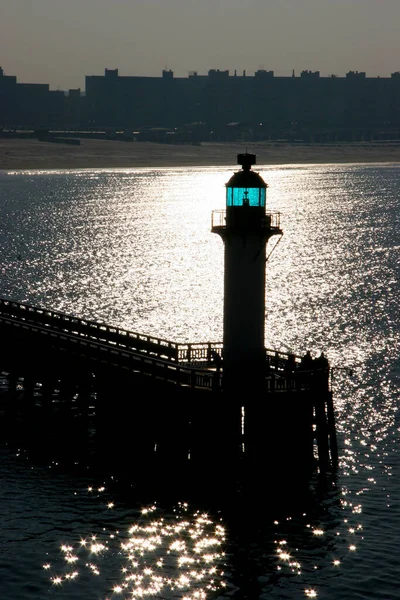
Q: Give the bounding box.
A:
[0,297,337,493]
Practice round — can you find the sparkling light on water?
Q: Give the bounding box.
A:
[0,163,399,600]
[44,501,226,599]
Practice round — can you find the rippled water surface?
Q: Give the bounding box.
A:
[0,163,399,599]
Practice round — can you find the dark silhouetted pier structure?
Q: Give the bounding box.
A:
[0,154,338,496]
[0,298,337,490]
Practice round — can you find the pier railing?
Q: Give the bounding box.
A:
[0,298,301,370]
[0,310,217,390]
[0,298,180,360]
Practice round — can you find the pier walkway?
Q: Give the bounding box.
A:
[0,298,309,392]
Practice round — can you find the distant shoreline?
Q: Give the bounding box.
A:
[1,138,400,170]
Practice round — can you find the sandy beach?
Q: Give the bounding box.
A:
[1,138,400,170]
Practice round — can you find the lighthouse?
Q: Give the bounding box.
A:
[212,153,282,396]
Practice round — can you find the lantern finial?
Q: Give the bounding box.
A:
[237,153,256,171]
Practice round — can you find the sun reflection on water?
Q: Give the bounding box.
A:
[44,501,227,599]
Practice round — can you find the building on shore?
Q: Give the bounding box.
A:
[2,66,400,141]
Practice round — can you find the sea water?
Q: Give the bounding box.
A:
[0,163,399,599]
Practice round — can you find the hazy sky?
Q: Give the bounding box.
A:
[2,0,400,90]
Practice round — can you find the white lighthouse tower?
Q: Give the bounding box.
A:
[212,153,282,396]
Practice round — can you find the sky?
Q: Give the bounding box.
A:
[2,0,400,91]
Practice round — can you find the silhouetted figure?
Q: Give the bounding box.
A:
[285,353,296,373]
[300,350,313,371]
[298,350,314,389]
[211,350,222,371]
[315,352,329,370]
[313,352,330,391]
[210,350,222,393]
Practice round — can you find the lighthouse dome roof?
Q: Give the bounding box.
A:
[225,169,267,189]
